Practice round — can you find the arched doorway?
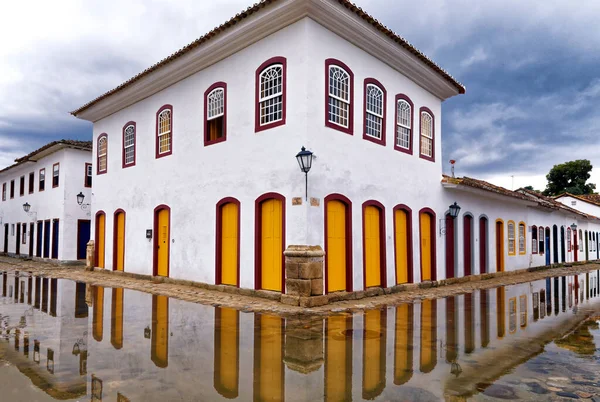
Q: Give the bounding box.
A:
[113,210,125,272]
[325,195,352,293]
[479,217,488,274]
[419,209,436,281]
[255,193,285,292]
[363,201,386,289]
[545,227,551,266]
[216,198,240,287]
[574,230,579,262]
[394,205,413,285]
[445,213,456,279]
[464,215,473,276]
[495,220,504,272]
[585,230,589,261]
[553,225,558,264]
[153,205,171,277]
[560,226,566,263]
[95,211,106,269]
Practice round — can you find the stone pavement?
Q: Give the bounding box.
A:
[1,256,599,316]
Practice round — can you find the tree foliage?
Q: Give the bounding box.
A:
[543,159,596,196]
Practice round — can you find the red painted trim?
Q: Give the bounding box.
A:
[392,204,413,284]
[51,163,59,188]
[419,208,437,282]
[463,214,473,276]
[255,57,287,133]
[38,168,45,192]
[567,227,571,252]
[76,219,91,261]
[479,216,488,274]
[254,193,286,292]
[2,182,6,201]
[97,133,108,175]
[84,163,92,188]
[325,58,354,135]
[204,82,228,147]
[94,211,106,268]
[445,214,455,279]
[28,172,34,194]
[362,78,386,146]
[418,107,435,162]
[19,175,25,196]
[122,121,136,168]
[155,105,173,159]
[9,180,14,199]
[215,197,241,287]
[361,200,387,289]
[393,94,414,155]
[153,204,171,277]
[324,194,354,293]
[112,209,126,272]
[531,225,538,254]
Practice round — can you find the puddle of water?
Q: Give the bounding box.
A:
[1,271,600,401]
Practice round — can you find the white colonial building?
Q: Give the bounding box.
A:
[0,140,92,262]
[72,0,600,293]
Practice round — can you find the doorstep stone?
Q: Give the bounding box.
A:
[299,295,328,308]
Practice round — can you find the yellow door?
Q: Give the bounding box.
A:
[151,295,169,368]
[115,212,125,272]
[256,315,283,401]
[261,199,282,292]
[325,315,351,401]
[157,209,169,277]
[214,307,239,398]
[363,309,385,399]
[97,214,105,269]
[394,304,413,384]
[327,200,346,292]
[364,206,381,288]
[111,288,123,349]
[420,213,432,281]
[221,203,239,286]
[93,286,104,342]
[420,299,436,373]
[395,209,409,284]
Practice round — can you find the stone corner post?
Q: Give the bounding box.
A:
[283,245,327,307]
[86,240,95,271]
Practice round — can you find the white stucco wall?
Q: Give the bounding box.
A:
[555,195,600,217]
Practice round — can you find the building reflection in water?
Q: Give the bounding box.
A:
[362,309,386,399]
[480,289,490,348]
[394,304,413,386]
[151,295,169,368]
[464,293,475,354]
[446,297,457,363]
[111,288,124,350]
[325,314,353,401]
[214,307,240,399]
[420,298,437,373]
[93,286,104,342]
[253,314,284,402]
[497,287,505,338]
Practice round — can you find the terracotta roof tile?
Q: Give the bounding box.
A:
[0,140,92,175]
[71,0,464,116]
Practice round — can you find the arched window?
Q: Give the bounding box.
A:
[419,108,434,161]
[256,57,286,132]
[579,230,583,252]
[518,222,526,255]
[539,226,544,254]
[532,225,538,254]
[156,105,173,157]
[97,134,108,174]
[205,83,227,146]
[325,59,353,134]
[395,95,413,154]
[567,227,571,252]
[507,221,515,256]
[363,79,386,145]
[123,122,136,167]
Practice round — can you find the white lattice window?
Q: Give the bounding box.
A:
[518,224,525,254]
[124,125,135,165]
[567,228,571,251]
[207,87,225,141]
[396,100,411,149]
[98,136,107,172]
[539,227,544,254]
[328,66,350,128]
[158,110,172,154]
[420,111,433,157]
[508,222,515,255]
[259,65,283,126]
[365,84,384,140]
[580,230,583,251]
[532,227,538,253]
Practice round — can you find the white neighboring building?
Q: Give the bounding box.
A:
[0,140,93,263]
[555,193,600,217]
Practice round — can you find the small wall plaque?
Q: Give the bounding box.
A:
[292,197,303,206]
[146,229,152,239]
[310,197,320,207]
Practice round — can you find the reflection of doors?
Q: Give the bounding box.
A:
[445,297,457,362]
[51,219,59,259]
[495,221,504,272]
[29,223,34,257]
[16,223,20,255]
[420,213,433,281]
[114,212,125,271]
[464,215,472,276]
[154,208,170,277]
[363,309,386,400]
[464,293,474,353]
[151,295,169,368]
[93,286,104,342]
[553,226,558,264]
[95,214,105,268]
[420,299,437,373]
[560,227,566,263]
[77,220,91,260]
[3,224,7,253]
[325,315,352,401]
[497,287,505,338]
[36,221,42,257]
[394,304,413,385]
[111,288,124,349]
[394,208,410,284]
[445,215,455,279]
[214,307,239,398]
[585,231,589,261]
[327,200,348,292]
[220,203,239,287]
[574,232,578,262]
[480,289,490,347]
[364,205,382,288]
[260,199,283,291]
[253,315,284,401]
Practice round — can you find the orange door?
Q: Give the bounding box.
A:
[364,206,381,288]
[363,309,386,399]
[254,315,284,401]
[151,295,169,367]
[420,213,432,281]
[395,209,409,284]
[221,203,239,286]
[394,304,413,384]
[96,214,105,269]
[261,199,283,292]
[214,307,239,398]
[327,200,347,292]
[325,315,352,401]
[420,299,437,373]
[115,212,125,272]
[156,209,170,277]
[93,286,104,342]
[111,288,124,349]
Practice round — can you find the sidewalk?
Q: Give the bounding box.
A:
[1,256,598,316]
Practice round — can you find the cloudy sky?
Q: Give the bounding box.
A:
[1,0,599,191]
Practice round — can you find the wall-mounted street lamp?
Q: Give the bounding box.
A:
[571,223,578,231]
[295,146,314,201]
[440,202,461,235]
[76,192,91,211]
[22,203,37,221]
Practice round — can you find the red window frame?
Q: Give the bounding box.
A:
[204,82,227,147]
[394,94,414,155]
[21,223,26,245]
[155,105,173,158]
[122,121,136,168]
[325,58,354,135]
[84,163,93,188]
[52,163,60,188]
[1,183,5,201]
[531,225,538,254]
[362,78,386,146]
[10,180,14,199]
[39,168,45,192]
[28,172,34,194]
[419,107,435,162]
[19,176,25,196]
[255,57,287,133]
[97,133,108,174]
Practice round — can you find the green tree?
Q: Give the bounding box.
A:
[523,185,541,193]
[543,159,596,196]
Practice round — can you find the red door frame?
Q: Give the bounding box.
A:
[445,214,455,279]
[324,194,353,293]
[464,215,473,276]
[479,217,487,274]
[153,205,171,277]
[215,197,241,287]
[574,232,578,262]
[254,193,286,292]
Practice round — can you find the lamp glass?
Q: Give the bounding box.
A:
[295,147,313,174]
[449,202,461,218]
[76,192,85,206]
[23,203,30,213]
